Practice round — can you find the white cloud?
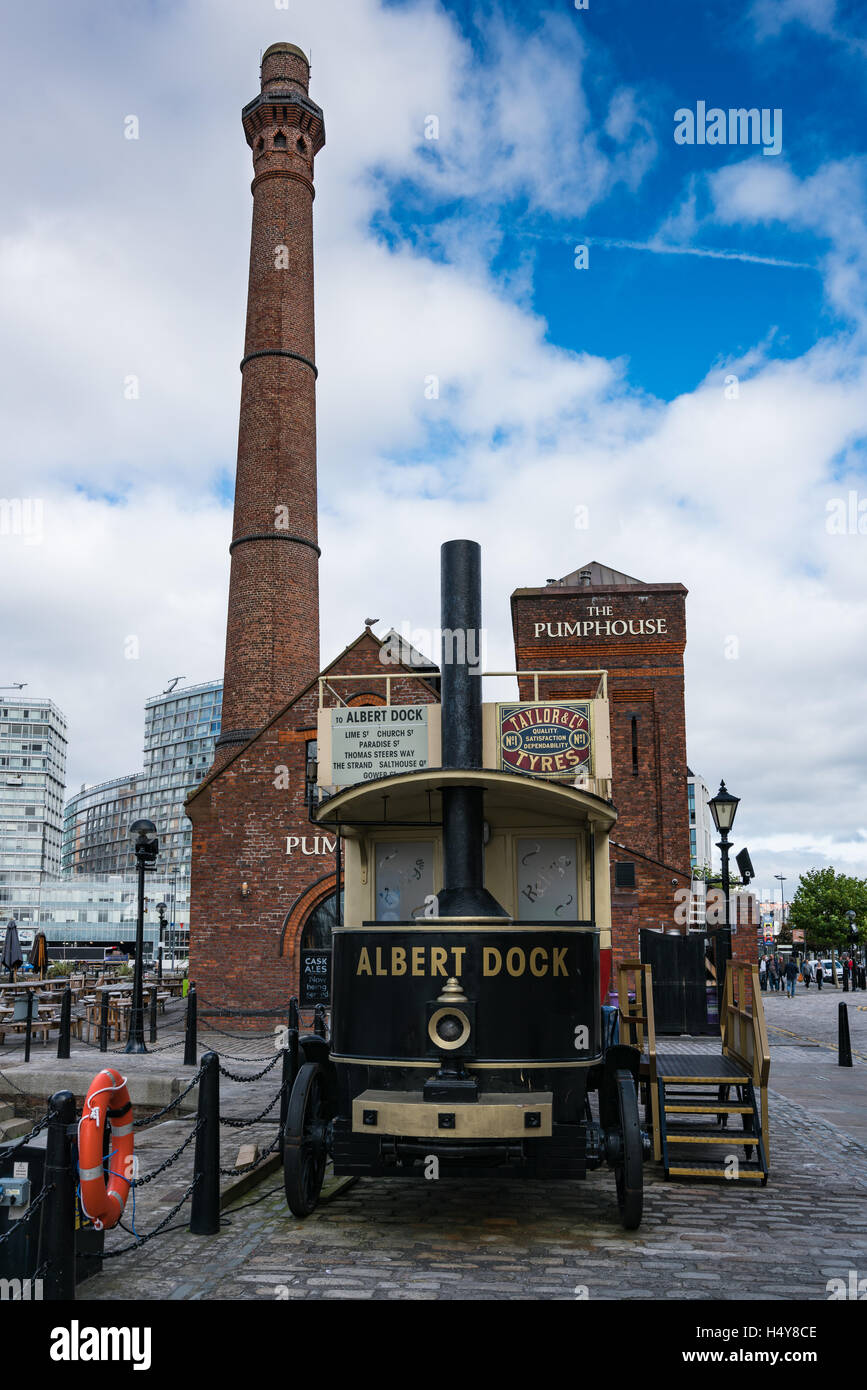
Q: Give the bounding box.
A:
[0,0,865,891]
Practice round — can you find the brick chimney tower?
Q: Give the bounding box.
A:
[216,43,326,756]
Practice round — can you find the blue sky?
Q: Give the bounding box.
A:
[381,0,863,398]
[1,0,866,896]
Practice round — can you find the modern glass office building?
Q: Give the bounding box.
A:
[63,680,222,878]
[0,697,68,926]
[687,767,714,874]
[32,872,190,962]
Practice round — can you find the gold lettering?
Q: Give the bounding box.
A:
[391,946,406,976]
[540,756,552,772]
[411,946,425,976]
[553,946,569,976]
[483,947,502,977]
[375,947,387,976]
[357,947,372,976]
[430,946,448,976]
[451,946,466,975]
[530,947,548,977]
[506,947,526,976]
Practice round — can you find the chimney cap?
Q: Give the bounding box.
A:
[262,42,310,65]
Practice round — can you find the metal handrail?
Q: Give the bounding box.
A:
[318,668,609,706]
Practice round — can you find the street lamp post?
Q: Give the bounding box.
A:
[156,902,167,984]
[708,780,740,1008]
[847,910,859,990]
[126,819,158,1054]
[775,874,786,935]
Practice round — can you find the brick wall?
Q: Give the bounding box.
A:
[187,632,439,1021]
[511,578,693,964]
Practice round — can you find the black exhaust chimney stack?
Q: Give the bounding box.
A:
[437,540,508,919]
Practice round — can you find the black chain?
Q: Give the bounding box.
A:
[194,1016,277,1040]
[218,1050,284,1083]
[206,1046,283,1063]
[0,1065,49,1106]
[132,1067,204,1129]
[78,1175,201,1257]
[219,1128,284,1177]
[0,1112,50,1154]
[0,1182,54,1247]
[129,1120,203,1186]
[196,997,286,1017]
[220,1081,287,1128]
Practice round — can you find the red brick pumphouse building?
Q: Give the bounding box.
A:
[186,44,755,1025]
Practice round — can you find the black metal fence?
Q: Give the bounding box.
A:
[0,995,316,1299]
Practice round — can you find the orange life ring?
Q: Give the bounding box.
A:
[77,1068,135,1230]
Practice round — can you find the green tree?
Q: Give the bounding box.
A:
[787,867,867,952]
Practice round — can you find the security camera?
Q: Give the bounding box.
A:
[671,879,679,887]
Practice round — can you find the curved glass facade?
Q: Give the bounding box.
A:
[63,680,222,878]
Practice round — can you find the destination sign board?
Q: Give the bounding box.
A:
[330,705,429,785]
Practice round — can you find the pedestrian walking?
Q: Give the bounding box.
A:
[759,956,768,991]
[816,961,824,991]
[802,958,812,989]
[843,958,851,992]
[785,957,799,998]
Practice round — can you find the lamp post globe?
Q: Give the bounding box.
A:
[126,819,158,1053]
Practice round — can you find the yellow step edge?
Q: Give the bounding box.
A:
[664,1104,752,1114]
[667,1134,759,1144]
[659,1074,751,1084]
[667,1166,765,1179]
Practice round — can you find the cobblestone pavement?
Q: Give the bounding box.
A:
[6,993,867,1301]
[78,1026,867,1302]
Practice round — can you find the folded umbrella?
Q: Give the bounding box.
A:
[2,920,23,980]
[29,930,48,978]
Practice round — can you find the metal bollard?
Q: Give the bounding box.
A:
[838,1003,853,1067]
[99,989,110,1052]
[24,989,33,1064]
[149,986,158,1044]
[184,984,198,1067]
[57,987,72,1060]
[190,1051,220,1235]
[43,1090,77,1301]
[289,995,299,1032]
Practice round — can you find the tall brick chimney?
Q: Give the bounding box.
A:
[216,43,326,756]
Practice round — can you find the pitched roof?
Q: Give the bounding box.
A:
[554,561,644,587]
[185,628,439,808]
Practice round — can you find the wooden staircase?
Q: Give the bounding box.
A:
[616,959,771,1184]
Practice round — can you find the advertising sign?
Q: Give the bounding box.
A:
[330,705,429,785]
[498,702,592,780]
[300,949,331,1006]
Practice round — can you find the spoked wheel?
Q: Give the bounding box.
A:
[613,1068,643,1231]
[283,1061,329,1219]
